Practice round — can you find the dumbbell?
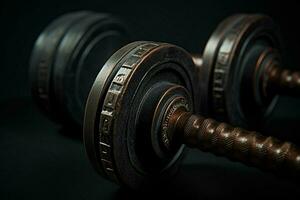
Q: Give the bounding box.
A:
[83,41,300,189]
[196,14,300,128]
[29,11,129,127]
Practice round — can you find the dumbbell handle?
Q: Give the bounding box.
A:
[171,111,300,180]
[263,64,300,98]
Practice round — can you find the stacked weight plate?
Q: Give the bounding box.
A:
[29,11,129,127]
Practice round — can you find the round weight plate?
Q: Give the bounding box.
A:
[29,11,129,126]
[29,11,91,122]
[53,12,129,126]
[84,41,199,189]
[200,14,282,128]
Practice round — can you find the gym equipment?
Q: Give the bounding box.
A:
[29,11,129,126]
[83,41,300,189]
[198,14,300,128]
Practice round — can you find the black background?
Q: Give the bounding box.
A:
[1,0,300,199]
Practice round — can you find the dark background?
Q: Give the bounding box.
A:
[1,0,300,199]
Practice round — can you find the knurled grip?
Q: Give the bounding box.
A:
[181,113,300,179]
[265,64,300,97]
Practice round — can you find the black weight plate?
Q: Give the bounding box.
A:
[84,41,198,189]
[200,14,282,128]
[29,11,91,122]
[199,15,243,117]
[53,12,129,126]
[83,41,143,181]
[30,11,129,127]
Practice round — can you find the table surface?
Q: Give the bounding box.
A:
[1,99,299,199]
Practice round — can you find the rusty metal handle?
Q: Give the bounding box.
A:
[265,64,300,97]
[177,113,300,179]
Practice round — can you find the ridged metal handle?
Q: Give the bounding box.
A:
[177,113,300,179]
[265,64,300,97]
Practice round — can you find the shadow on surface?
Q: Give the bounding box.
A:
[59,125,83,141]
[114,163,299,199]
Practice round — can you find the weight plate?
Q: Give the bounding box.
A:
[200,14,282,128]
[29,11,91,122]
[84,41,198,189]
[30,11,129,126]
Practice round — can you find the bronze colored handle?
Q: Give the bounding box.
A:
[170,112,300,179]
[265,64,300,98]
